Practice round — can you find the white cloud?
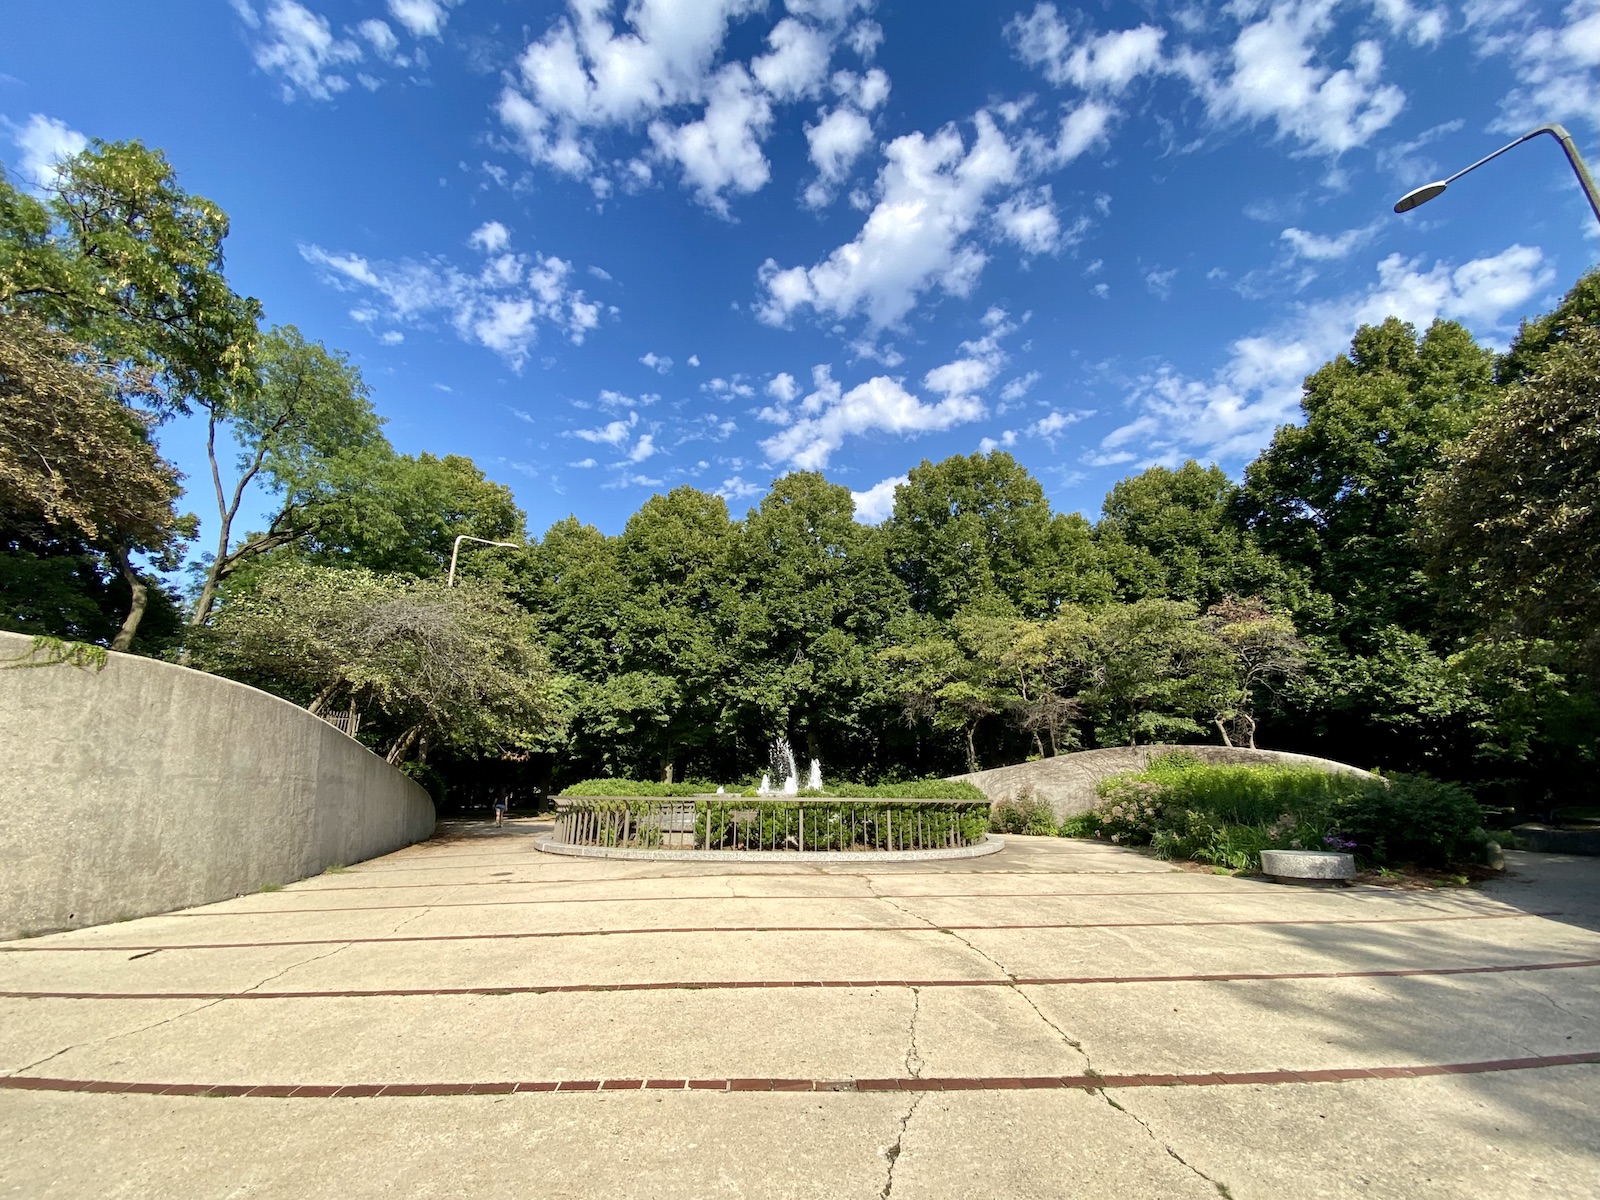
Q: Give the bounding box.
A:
[832,66,890,109]
[648,64,773,212]
[1025,101,1115,170]
[994,186,1062,254]
[1007,5,1166,93]
[845,19,883,59]
[1476,0,1600,133]
[1184,0,1406,154]
[767,371,800,402]
[804,105,874,199]
[357,19,402,62]
[715,475,764,501]
[569,457,598,468]
[495,0,867,209]
[1145,267,1177,299]
[1098,244,1553,467]
[468,221,511,253]
[688,354,701,366]
[301,226,603,368]
[640,351,673,373]
[761,365,987,469]
[1280,223,1376,260]
[245,0,363,101]
[704,375,756,399]
[5,113,87,189]
[572,412,639,448]
[1000,371,1040,401]
[850,473,906,523]
[379,330,405,345]
[629,433,658,462]
[1028,408,1090,443]
[758,111,1020,329]
[387,0,460,39]
[1369,0,1447,46]
[752,17,831,100]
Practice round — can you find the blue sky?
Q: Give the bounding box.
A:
[4,0,1597,543]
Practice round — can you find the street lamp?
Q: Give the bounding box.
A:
[1393,123,1600,227]
[447,535,522,587]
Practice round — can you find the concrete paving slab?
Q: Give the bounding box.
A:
[1114,1065,1600,1199]
[1,827,1596,1197]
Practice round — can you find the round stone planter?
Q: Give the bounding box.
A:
[1259,849,1356,884]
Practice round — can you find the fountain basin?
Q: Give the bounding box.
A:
[539,795,999,861]
[1260,849,1356,883]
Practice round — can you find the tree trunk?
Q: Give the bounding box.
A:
[660,757,674,784]
[1215,717,1234,747]
[1032,731,1046,759]
[1242,712,1257,750]
[307,681,343,716]
[964,724,978,774]
[1045,725,1058,758]
[108,545,148,653]
[386,725,423,765]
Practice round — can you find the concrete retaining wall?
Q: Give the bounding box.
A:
[954,744,1378,823]
[0,631,435,939]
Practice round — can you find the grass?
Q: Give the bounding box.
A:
[322,863,351,874]
[260,882,283,893]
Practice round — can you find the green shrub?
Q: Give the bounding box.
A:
[559,776,986,799]
[1086,759,1485,870]
[559,778,716,797]
[1332,774,1486,868]
[803,778,988,799]
[990,792,1058,835]
[1056,810,1102,838]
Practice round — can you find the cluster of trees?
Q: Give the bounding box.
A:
[4,139,1596,810]
[0,139,555,766]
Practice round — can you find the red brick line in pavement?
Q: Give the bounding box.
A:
[158,895,1552,918]
[0,910,1558,953]
[3,1052,1596,1099]
[4,957,1595,1000]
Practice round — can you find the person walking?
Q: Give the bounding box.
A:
[493,797,509,827]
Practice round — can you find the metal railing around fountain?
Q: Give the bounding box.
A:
[549,796,991,853]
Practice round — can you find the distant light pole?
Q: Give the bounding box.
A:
[1392,123,1600,228]
[447,535,522,587]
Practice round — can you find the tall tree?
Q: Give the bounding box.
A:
[610,487,736,781]
[1237,317,1497,642]
[885,451,1061,619]
[1420,324,1600,647]
[188,325,385,628]
[0,140,260,413]
[0,311,189,649]
[725,472,905,765]
[1097,461,1301,608]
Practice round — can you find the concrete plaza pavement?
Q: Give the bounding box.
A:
[1,824,1596,1198]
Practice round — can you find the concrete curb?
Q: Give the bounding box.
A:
[532,834,1007,863]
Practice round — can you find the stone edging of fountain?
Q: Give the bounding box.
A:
[532,834,1008,863]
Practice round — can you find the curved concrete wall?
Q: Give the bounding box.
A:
[954,744,1377,823]
[0,631,435,939]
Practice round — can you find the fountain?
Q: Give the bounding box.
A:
[758,736,804,795]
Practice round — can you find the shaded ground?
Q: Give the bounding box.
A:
[1,824,1596,1198]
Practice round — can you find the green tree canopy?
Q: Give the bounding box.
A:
[1238,317,1496,642]
[1420,324,1600,646]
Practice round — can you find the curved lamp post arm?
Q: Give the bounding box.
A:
[1394,123,1600,226]
[447,535,523,587]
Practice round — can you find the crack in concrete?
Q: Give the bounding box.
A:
[1514,977,1593,1024]
[904,987,924,1079]
[879,1092,924,1199]
[1102,1091,1231,1197]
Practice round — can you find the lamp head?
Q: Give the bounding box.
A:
[1394,181,1447,213]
